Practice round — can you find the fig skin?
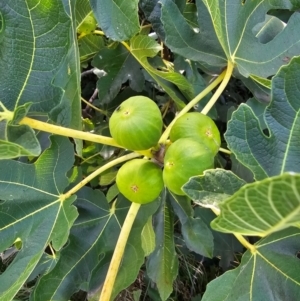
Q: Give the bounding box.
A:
[116,159,164,204]
[170,112,221,155]
[163,138,214,195]
[77,15,97,35]
[109,96,163,151]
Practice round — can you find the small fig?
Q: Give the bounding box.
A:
[116,159,163,204]
[77,15,97,35]
[163,138,214,195]
[170,112,221,155]
[109,96,163,151]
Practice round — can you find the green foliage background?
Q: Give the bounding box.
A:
[0,1,300,300]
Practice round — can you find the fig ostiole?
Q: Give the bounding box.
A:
[170,112,221,155]
[163,138,214,195]
[116,159,164,204]
[109,96,163,151]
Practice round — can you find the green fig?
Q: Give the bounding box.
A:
[77,15,97,35]
[109,96,163,151]
[170,112,221,155]
[116,159,163,204]
[163,138,214,195]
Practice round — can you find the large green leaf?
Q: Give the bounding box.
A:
[0,1,69,113]
[0,136,77,301]
[90,0,140,41]
[161,0,226,69]
[0,1,81,157]
[51,0,82,129]
[161,0,300,78]
[147,191,179,301]
[211,173,300,236]
[202,0,300,77]
[129,35,194,108]
[202,227,300,301]
[225,56,300,180]
[92,44,144,104]
[32,192,159,300]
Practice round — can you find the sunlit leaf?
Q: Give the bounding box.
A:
[183,169,246,211]
[212,173,300,236]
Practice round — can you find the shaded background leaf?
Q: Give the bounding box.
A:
[92,44,144,104]
[147,191,179,301]
[202,227,300,301]
[170,193,214,258]
[90,0,140,41]
[195,208,243,270]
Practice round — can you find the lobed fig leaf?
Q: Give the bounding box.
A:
[109,96,163,151]
[163,138,214,195]
[116,159,164,204]
[170,112,221,155]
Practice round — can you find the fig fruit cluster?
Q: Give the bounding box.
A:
[109,96,220,203]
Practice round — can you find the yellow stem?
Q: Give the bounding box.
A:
[140,24,152,30]
[63,152,141,200]
[19,117,153,158]
[219,147,231,155]
[234,234,256,254]
[20,116,121,147]
[201,62,234,115]
[93,30,105,36]
[159,69,226,144]
[211,205,256,253]
[99,202,141,301]
[121,41,130,51]
[0,102,14,121]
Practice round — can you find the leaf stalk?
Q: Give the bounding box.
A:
[63,152,141,200]
[18,116,153,158]
[158,68,227,144]
[99,202,141,301]
[201,62,234,115]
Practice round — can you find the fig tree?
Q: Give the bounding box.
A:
[109,96,163,150]
[163,138,214,195]
[170,112,220,155]
[116,159,163,204]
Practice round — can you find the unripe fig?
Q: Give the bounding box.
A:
[170,112,221,155]
[116,159,163,204]
[109,96,163,151]
[163,138,214,195]
[77,15,97,35]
